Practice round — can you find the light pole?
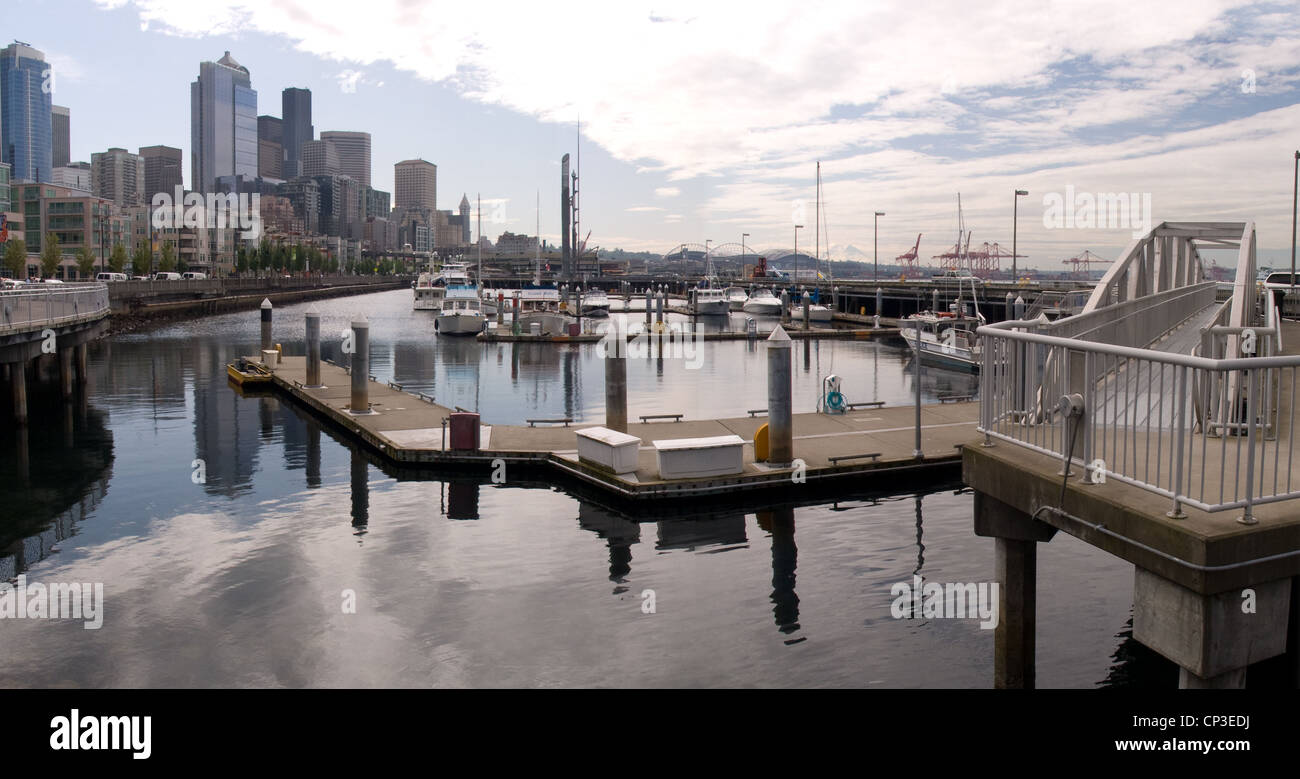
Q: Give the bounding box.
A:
[742,232,749,269]
[873,211,885,282]
[1291,151,1298,298]
[1013,189,1028,281]
[793,225,803,283]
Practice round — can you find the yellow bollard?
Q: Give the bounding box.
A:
[754,423,770,462]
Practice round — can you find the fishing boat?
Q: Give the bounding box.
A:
[226,356,274,386]
[436,286,486,335]
[742,287,783,315]
[580,288,611,316]
[899,309,983,371]
[689,285,730,316]
[724,286,749,311]
[516,286,575,334]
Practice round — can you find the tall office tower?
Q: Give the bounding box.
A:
[190,51,258,194]
[1,42,54,183]
[459,194,471,244]
[301,139,339,178]
[139,145,183,201]
[91,147,145,207]
[257,115,283,179]
[365,187,390,219]
[320,131,370,189]
[394,159,436,213]
[281,87,313,179]
[51,104,69,168]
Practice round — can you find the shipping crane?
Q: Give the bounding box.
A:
[896,234,923,278]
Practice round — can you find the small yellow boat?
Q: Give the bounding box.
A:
[227,356,274,386]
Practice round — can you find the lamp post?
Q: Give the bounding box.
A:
[1013,189,1028,281]
[793,224,803,282]
[873,211,885,282]
[1291,151,1298,298]
[742,232,749,268]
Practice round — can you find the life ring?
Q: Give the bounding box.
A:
[825,391,845,411]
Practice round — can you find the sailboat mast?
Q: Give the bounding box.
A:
[815,161,820,281]
[476,194,481,284]
[534,190,540,285]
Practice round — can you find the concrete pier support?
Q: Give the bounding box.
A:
[781,290,791,324]
[305,311,321,387]
[801,291,811,330]
[974,492,1057,689]
[605,324,628,433]
[875,287,883,328]
[350,318,370,414]
[655,291,664,325]
[11,362,27,425]
[75,343,88,386]
[260,298,273,353]
[766,325,793,465]
[59,348,73,399]
[645,288,652,323]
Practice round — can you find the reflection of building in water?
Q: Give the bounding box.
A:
[757,509,800,639]
[191,340,266,496]
[392,339,437,394]
[655,514,747,550]
[507,343,583,417]
[577,503,641,584]
[444,480,479,520]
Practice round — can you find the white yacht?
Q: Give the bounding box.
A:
[516,286,575,334]
[580,288,611,317]
[790,300,833,323]
[436,286,487,335]
[689,286,730,316]
[413,271,442,310]
[742,287,783,316]
[899,309,983,372]
[724,286,749,311]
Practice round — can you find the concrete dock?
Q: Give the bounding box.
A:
[250,354,974,502]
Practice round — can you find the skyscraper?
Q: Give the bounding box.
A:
[51,104,69,168]
[139,145,183,201]
[91,147,145,207]
[394,159,436,213]
[1,42,54,183]
[281,87,313,180]
[190,51,258,194]
[302,139,339,178]
[257,115,283,179]
[320,131,370,188]
[459,194,471,244]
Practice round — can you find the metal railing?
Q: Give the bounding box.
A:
[0,284,110,334]
[978,293,1298,523]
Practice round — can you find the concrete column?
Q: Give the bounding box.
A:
[350,318,370,414]
[59,348,73,399]
[605,322,628,433]
[655,291,664,325]
[305,310,321,387]
[801,291,811,330]
[260,298,273,353]
[1005,292,1014,322]
[645,288,652,323]
[1013,295,1025,320]
[766,325,793,464]
[11,361,27,426]
[932,287,940,312]
[780,290,791,324]
[75,343,88,385]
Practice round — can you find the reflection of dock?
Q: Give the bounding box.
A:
[258,355,971,504]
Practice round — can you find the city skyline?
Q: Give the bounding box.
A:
[7,0,1300,268]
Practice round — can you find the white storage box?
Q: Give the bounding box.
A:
[576,427,642,474]
[653,435,745,479]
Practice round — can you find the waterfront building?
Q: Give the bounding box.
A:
[91,147,145,207]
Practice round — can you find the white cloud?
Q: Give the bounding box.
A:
[625,205,664,212]
[654,187,680,198]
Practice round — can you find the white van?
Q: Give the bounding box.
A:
[181,271,207,280]
[153,272,183,281]
[96,272,128,282]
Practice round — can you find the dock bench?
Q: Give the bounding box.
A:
[845,401,885,410]
[639,413,684,423]
[576,427,642,475]
[828,452,882,465]
[653,434,745,479]
[938,394,974,404]
[526,418,573,427]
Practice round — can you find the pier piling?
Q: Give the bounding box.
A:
[10,363,27,426]
[349,318,370,414]
[305,310,321,387]
[766,325,793,465]
[781,290,791,324]
[802,291,811,330]
[260,298,273,353]
[605,322,628,433]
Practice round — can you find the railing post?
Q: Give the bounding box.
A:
[1168,365,1188,518]
[1080,350,1098,483]
[981,327,993,447]
[1238,367,1258,525]
[914,317,923,459]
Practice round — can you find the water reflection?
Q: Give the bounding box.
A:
[758,509,802,642]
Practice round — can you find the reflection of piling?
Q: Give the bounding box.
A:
[306,421,321,488]
[350,447,368,528]
[260,298,273,352]
[350,318,369,414]
[11,363,28,426]
[767,325,793,465]
[305,310,321,387]
[605,322,628,433]
[764,507,800,636]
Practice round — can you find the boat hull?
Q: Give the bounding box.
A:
[900,330,981,372]
[693,300,730,316]
[436,313,485,335]
[790,305,833,322]
[742,300,783,316]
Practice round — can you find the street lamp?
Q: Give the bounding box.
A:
[742,232,749,266]
[1291,151,1298,298]
[873,211,885,282]
[1013,189,1028,281]
[794,225,803,282]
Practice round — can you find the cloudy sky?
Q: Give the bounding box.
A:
[17,0,1300,268]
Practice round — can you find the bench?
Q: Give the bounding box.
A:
[938,394,974,404]
[845,401,885,410]
[747,409,767,417]
[828,452,882,465]
[653,434,745,479]
[639,413,684,423]
[526,418,573,427]
[576,427,642,475]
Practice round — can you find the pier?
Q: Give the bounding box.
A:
[0,284,108,424]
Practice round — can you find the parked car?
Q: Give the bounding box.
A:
[152,272,183,281]
[181,271,207,280]
[96,272,129,282]
[0,277,19,290]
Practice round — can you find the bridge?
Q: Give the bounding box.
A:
[1,283,109,424]
[964,221,1300,688]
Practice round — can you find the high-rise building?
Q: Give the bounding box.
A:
[91,147,145,207]
[302,139,339,178]
[51,105,69,168]
[190,51,258,194]
[1,42,54,184]
[52,160,91,192]
[394,159,436,213]
[281,87,313,180]
[139,145,184,201]
[257,115,283,180]
[365,187,390,219]
[459,194,471,244]
[0,161,12,213]
[320,131,370,189]
[277,177,320,235]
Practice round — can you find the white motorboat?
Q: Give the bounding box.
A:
[413,272,442,310]
[742,287,783,316]
[436,286,487,335]
[516,286,576,334]
[689,286,730,316]
[899,310,983,372]
[580,288,611,317]
[790,301,833,322]
[724,286,749,311]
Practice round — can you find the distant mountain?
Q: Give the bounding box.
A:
[828,244,869,260]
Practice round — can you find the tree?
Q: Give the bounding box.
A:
[110,243,128,273]
[131,241,151,277]
[159,241,176,272]
[41,232,61,278]
[236,247,248,275]
[75,245,96,279]
[3,239,27,278]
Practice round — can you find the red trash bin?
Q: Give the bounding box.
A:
[567,322,580,337]
[449,412,480,450]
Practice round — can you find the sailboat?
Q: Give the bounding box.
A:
[791,162,833,323]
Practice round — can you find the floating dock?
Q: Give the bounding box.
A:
[252,354,974,502]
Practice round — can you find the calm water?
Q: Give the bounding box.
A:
[0,289,1174,688]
